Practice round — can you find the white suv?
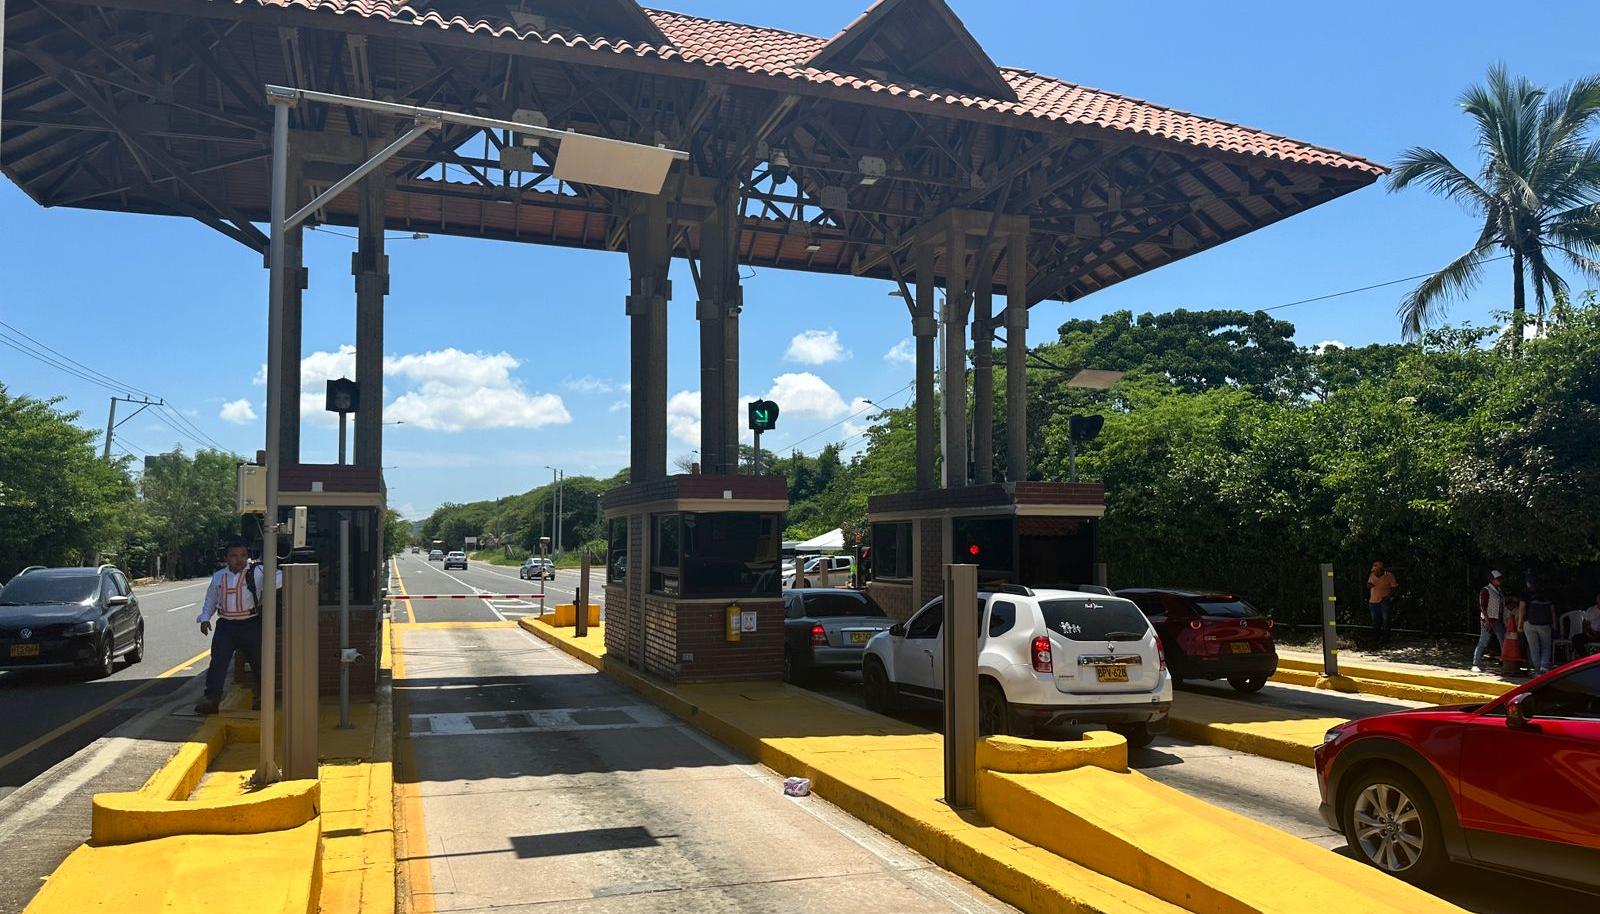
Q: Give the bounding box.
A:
[860,586,1172,746]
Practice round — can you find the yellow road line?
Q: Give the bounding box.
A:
[392,560,414,624]
[0,647,210,773]
[390,622,434,914]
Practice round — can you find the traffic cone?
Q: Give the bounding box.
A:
[1501,624,1526,676]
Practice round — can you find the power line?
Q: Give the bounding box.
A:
[777,379,914,455]
[1258,254,1514,313]
[0,318,160,397]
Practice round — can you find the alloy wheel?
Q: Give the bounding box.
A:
[1353,782,1425,873]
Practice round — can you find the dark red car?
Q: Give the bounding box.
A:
[1117,588,1277,692]
[1315,655,1600,891]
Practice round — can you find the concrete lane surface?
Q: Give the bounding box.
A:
[0,576,212,799]
[393,620,1018,914]
[391,552,603,625]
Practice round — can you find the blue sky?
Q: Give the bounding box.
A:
[5,0,1600,518]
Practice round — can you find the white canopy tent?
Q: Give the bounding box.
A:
[795,529,845,552]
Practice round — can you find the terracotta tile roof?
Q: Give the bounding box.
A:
[243,1,1383,176]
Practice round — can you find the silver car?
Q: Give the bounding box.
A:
[781,588,892,682]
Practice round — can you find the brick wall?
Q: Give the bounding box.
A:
[229,604,379,698]
[919,517,943,607]
[869,581,914,621]
[673,598,783,682]
[604,584,628,658]
[642,595,678,679]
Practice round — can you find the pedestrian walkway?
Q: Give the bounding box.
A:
[390,620,1019,914]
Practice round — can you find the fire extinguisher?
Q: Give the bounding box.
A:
[726,603,742,643]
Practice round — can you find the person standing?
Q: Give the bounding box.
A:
[1523,590,1556,675]
[1367,561,1399,645]
[193,538,279,715]
[1471,570,1507,674]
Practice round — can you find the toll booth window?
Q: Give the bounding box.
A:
[679,512,781,597]
[297,507,377,606]
[952,516,1014,583]
[871,522,913,581]
[650,513,681,596]
[606,517,627,586]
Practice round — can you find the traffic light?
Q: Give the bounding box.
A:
[748,399,780,432]
[1069,414,1104,443]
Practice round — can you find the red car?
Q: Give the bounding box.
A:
[1117,588,1277,692]
[1315,654,1600,891]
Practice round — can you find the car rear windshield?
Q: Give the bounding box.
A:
[0,575,99,606]
[1039,598,1150,641]
[803,592,886,618]
[1194,598,1259,618]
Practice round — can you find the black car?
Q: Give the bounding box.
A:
[0,566,144,679]
[781,588,893,682]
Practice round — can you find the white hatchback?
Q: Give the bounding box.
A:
[861,586,1172,745]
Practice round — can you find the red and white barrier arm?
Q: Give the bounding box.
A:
[388,593,548,601]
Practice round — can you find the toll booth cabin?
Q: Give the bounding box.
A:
[603,475,787,683]
[274,463,386,698]
[865,483,1105,621]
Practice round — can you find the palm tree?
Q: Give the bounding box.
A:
[1390,65,1600,339]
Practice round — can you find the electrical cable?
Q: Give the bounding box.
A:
[777,379,913,455]
[1257,254,1514,313]
[0,318,160,398]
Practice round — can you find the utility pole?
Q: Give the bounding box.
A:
[103,395,163,460]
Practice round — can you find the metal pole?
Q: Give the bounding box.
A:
[102,397,117,460]
[943,563,979,809]
[576,548,590,638]
[1067,436,1077,482]
[257,96,292,787]
[1320,562,1339,678]
[338,513,351,729]
[338,413,347,465]
[557,471,564,556]
[753,429,761,475]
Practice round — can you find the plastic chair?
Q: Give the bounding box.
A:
[1553,610,1584,664]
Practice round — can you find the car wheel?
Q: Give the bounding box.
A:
[978,680,1010,737]
[782,649,798,684]
[126,624,145,665]
[863,658,897,713]
[1112,721,1157,749]
[1342,767,1446,885]
[84,636,115,680]
[1228,675,1267,693]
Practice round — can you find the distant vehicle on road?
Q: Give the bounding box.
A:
[788,554,854,588]
[443,551,468,570]
[862,587,1171,746]
[520,557,554,581]
[1316,654,1600,891]
[1117,588,1277,692]
[428,549,444,562]
[0,565,144,679]
[781,588,892,682]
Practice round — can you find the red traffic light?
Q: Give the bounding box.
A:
[968,544,980,556]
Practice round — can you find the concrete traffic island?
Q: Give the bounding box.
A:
[1271,654,1513,704]
[23,692,394,914]
[520,616,1468,914]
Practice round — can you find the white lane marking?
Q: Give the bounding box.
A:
[164,602,196,614]
[134,579,209,598]
[423,563,510,622]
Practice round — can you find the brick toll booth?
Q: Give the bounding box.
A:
[603,475,788,682]
[866,483,1106,622]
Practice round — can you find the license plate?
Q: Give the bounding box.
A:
[9,644,40,658]
[1230,642,1252,654]
[1095,665,1129,683]
[848,631,872,644]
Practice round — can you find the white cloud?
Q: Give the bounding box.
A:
[761,372,848,421]
[267,345,571,433]
[885,338,916,366]
[667,390,700,447]
[841,396,877,440]
[219,399,258,424]
[785,329,850,365]
[608,400,629,413]
[1314,339,1347,353]
[563,375,622,394]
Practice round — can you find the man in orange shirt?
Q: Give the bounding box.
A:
[1367,560,1398,645]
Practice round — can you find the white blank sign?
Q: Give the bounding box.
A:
[554,132,676,195]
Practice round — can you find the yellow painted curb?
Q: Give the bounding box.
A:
[91,719,319,845]
[1275,656,1511,697]
[548,603,601,627]
[977,731,1127,774]
[1313,673,1360,693]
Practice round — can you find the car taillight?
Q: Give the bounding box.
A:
[810,624,827,645]
[1156,637,1166,672]
[1188,620,1202,630]
[1031,636,1053,673]
[1265,619,1275,630]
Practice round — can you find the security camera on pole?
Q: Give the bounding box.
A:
[747,399,779,474]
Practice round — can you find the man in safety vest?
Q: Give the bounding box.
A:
[193,538,280,714]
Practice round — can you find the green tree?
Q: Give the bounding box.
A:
[1390,65,1600,337]
[0,385,134,577]
[139,448,239,577]
[381,508,410,557]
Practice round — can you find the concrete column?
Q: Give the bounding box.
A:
[1005,236,1029,482]
[627,196,671,483]
[276,155,305,469]
[972,246,995,485]
[698,188,741,475]
[913,243,937,491]
[940,231,968,489]
[352,177,387,468]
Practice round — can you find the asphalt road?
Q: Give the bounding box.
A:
[390,551,606,625]
[0,576,214,799]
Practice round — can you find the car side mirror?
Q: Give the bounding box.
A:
[1507,693,1537,729]
[888,622,906,637]
[107,595,130,607]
